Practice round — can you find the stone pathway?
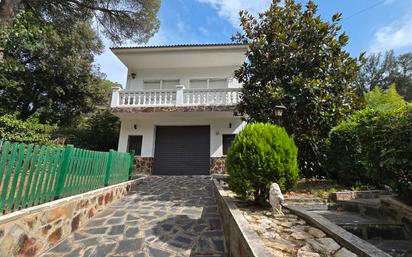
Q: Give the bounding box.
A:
[41,176,226,257]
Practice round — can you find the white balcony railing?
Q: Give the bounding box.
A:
[111,86,241,108]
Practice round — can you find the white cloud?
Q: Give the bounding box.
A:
[384,0,396,5]
[198,26,209,36]
[196,0,272,27]
[369,13,412,52]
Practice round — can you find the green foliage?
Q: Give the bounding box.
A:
[58,109,120,151]
[328,87,411,203]
[227,123,299,206]
[1,0,160,44]
[356,51,412,101]
[328,120,365,185]
[364,84,406,111]
[0,11,107,125]
[233,0,363,177]
[0,114,57,145]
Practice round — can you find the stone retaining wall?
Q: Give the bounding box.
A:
[330,190,389,201]
[0,179,142,257]
[210,157,226,175]
[212,179,272,257]
[133,157,153,176]
[133,157,227,176]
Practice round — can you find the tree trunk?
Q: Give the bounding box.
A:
[0,0,20,29]
[0,0,21,59]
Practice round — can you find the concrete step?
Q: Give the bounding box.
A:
[368,240,412,257]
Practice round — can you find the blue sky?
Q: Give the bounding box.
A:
[95,0,412,86]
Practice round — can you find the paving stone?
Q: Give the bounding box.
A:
[83,247,95,257]
[175,235,193,245]
[291,230,314,240]
[147,245,172,257]
[108,225,125,235]
[94,243,116,256]
[116,238,142,253]
[86,218,105,227]
[212,239,225,252]
[49,240,72,253]
[308,237,341,255]
[334,247,357,257]
[41,176,226,257]
[106,217,123,225]
[73,232,88,241]
[125,227,140,237]
[306,227,326,238]
[79,237,100,247]
[85,227,108,235]
[64,249,81,257]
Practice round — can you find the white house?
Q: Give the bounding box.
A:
[110,43,248,176]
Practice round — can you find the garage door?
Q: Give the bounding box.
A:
[153,126,210,175]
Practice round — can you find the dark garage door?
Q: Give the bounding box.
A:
[153,126,210,175]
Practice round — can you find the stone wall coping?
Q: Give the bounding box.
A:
[285,205,391,257]
[213,179,273,257]
[331,190,390,201]
[0,178,144,225]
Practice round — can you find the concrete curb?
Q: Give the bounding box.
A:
[285,205,391,257]
[212,179,272,257]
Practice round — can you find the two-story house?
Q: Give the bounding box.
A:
[110,43,248,176]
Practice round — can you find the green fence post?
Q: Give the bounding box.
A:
[54,144,74,200]
[104,150,114,186]
[128,150,135,180]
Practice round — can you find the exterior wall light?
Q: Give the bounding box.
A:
[274,104,286,117]
[274,104,287,126]
[133,124,138,130]
[229,123,232,128]
[131,73,136,79]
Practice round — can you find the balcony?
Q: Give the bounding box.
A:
[110,86,241,108]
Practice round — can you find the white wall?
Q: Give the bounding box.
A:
[118,117,246,157]
[126,66,242,90]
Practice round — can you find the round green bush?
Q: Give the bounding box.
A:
[227,123,299,205]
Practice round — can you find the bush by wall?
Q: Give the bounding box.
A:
[327,88,412,203]
[227,123,299,206]
[0,114,57,145]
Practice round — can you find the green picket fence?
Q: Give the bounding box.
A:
[0,141,133,215]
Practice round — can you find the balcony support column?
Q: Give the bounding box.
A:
[176,85,185,106]
[111,87,120,107]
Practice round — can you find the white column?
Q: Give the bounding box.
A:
[176,85,185,106]
[110,87,120,107]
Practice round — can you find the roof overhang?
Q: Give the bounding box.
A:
[111,43,248,70]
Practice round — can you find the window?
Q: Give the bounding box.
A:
[209,79,227,89]
[143,80,161,90]
[162,80,180,89]
[189,78,228,89]
[127,136,143,156]
[222,134,236,155]
[143,80,180,90]
[190,79,208,89]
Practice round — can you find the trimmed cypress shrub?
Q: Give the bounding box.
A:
[227,123,299,206]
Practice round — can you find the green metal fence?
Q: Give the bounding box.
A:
[0,141,133,215]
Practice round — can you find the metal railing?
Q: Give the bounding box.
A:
[0,141,133,215]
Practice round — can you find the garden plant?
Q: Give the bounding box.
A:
[227,123,299,206]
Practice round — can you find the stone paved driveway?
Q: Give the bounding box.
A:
[41,176,226,257]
